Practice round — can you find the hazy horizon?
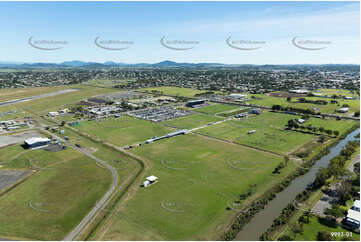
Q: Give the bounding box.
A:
[0,1,359,65]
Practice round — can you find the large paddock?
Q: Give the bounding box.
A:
[75,115,174,146]
[164,113,223,130]
[196,112,316,154]
[0,145,112,240]
[139,86,208,98]
[93,134,296,240]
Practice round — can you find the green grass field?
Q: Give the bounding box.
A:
[75,115,173,146]
[288,216,360,241]
[0,147,112,240]
[0,144,25,163]
[56,126,139,182]
[196,112,315,154]
[95,134,294,240]
[0,106,30,121]
[16,85,120,115]
[304,117,356,133]
[194,103,239,114]
[316,88,358,97]
[247,93,360,115]
[139,86,208,98]
[0,86,65,103]
[164,113,223,129]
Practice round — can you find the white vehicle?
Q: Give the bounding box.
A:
[143,175,158,187]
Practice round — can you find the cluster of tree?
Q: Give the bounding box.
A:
[297,98,328,105]
[223,191,277,240]
[273,158,289,174]
[286,119,339,136]
[272,105,319,115]
[194,91,215,97]
[313,140,359,189]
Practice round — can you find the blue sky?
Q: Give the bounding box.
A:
[0,1,359,64]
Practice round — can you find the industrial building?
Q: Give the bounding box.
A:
[228,93,247,100]
[146,129,188,144]
[343,200,360,230]
[24,137,50,149]
[289,89,310,94]
[186,99,207,108]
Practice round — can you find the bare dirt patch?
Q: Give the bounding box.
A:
[0,170,32,192]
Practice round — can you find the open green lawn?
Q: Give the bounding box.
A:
[194,103,239,114]
[75,115,173,146]
[164,113,223,130]
[294,216,360,241]
[247,93,360,115]
[316,88,358,97]
[139,86,208,98]
[0,148,112,240]
[0,86,65,103]
[96,134,294,240]
[196,112,316,154]
[1,144,83,170]
[304,117,356,133]
[16,85,120,114]
[56,126,139,182]
[0,144,25,163]
[0,107,30,121]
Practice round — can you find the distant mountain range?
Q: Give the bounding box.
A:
[0,60,359,69]
[0,60,225,68]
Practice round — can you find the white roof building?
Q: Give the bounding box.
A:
[48,111,59,117]
[228,94,247,100]
[24,137,50,146]
[346,209,359,223]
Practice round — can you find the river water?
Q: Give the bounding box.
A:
[235,128,360,241]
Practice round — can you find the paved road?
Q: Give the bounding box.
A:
[42,130,118,241]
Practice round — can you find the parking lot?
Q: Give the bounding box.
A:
[129,106,192,122]
[97,91,145,101]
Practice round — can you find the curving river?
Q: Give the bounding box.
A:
[235,128,360,241]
